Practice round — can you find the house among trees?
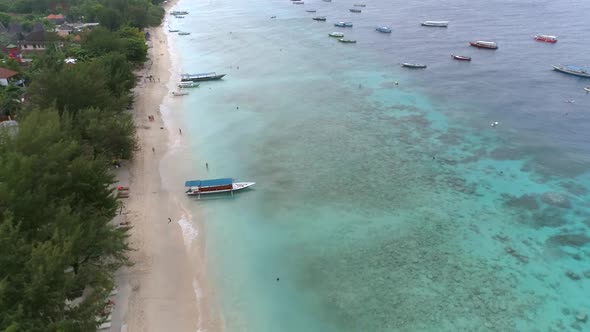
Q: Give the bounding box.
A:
[19,30,63,51]
[0,67,18,86]
[47,14,66,25]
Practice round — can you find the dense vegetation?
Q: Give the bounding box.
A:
[0,0,163,330]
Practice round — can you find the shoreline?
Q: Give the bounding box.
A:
[113,1,222,331]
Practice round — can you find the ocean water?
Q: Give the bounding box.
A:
[162,0,590,330]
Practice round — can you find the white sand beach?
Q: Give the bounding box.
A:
[111,6,222,331]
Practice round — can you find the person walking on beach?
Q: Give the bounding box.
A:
[206,162,209,170]
[168,218,172,224]
[179,128,182,135]
[152,147,155,153]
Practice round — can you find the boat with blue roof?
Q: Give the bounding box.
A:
[185,178,255,196]
[181,72,226,82]
[553,65,590,78]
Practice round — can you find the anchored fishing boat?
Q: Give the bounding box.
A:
[552,65,590,78]
[469,41,498,49]
[178,31,191,35]
[170,10,189,15]
[349,8,362,13]
[168,29,179,32]
[178,82,200,88]
[338,38,357,43]
[421,21,448,27]
[402,63,427,68]
[312,16,327,21]
[181,72,226,82]
[534,35,557,43]
[353,3,366,6]
[306,9,317,12]
[172,91,189,96]
[292,1,304,4]
[185,178,255,197]
[334,22,353,27]
[376,26,392,33]
[451,54,471,61]
[329,32,344,37]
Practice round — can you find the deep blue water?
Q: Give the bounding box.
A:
[163,0,590,330]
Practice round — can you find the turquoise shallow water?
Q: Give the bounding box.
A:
[165,0,590,330]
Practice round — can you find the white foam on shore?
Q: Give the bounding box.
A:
[177,213,198,252]
[193,278,206,332]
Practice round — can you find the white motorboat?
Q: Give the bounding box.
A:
[421,21,449,27]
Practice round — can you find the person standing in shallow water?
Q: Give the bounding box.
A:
[206,162,209,170]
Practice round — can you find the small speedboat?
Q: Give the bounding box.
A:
[338,38,357,43]
[312,16,327,21]
[584,87,590,92]
[329,32,344,37]
[534,35,557,43]
[451,54,471,61]
[376,26,392,33]
[469,40,498,49]
[178,82,200,88]
[353,3,366,6]
[402,63,427,69]
[349,8,362,13]
[334,22,353,27]
[552,65,590,78]
[421,21,448,27]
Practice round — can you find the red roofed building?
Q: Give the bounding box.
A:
[47,14,65,25]
[0,67,19,86]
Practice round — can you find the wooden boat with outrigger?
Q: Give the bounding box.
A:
[185,178,255,198]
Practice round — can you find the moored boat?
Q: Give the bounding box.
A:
[185,178,255,197]
[338,38,357,43]
[376,26,392,33]
[402,63,427,68]
[178,31,191,35]
[421,21,448,27]
[322,0,332,2]
[306,9,317,12]
[292,1,304,4]
[170,10,189,15]
[329,32,344,37]
[168,28,179,32]
[353,3,366,6]
[349,8,362,13]
[334,22,353,27]
[172,91,188,96]
[469,40,498,49]
[176,16,185,18]
[552,65,590,78]
[451,54,471,61]
[181,72,226,82]
[534,35,557,43]
[312,16,327,21]
[585,87,590,92]
[178,82,200,88]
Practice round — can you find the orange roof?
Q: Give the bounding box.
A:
[0,67,18,79]
[47,14,65,20]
